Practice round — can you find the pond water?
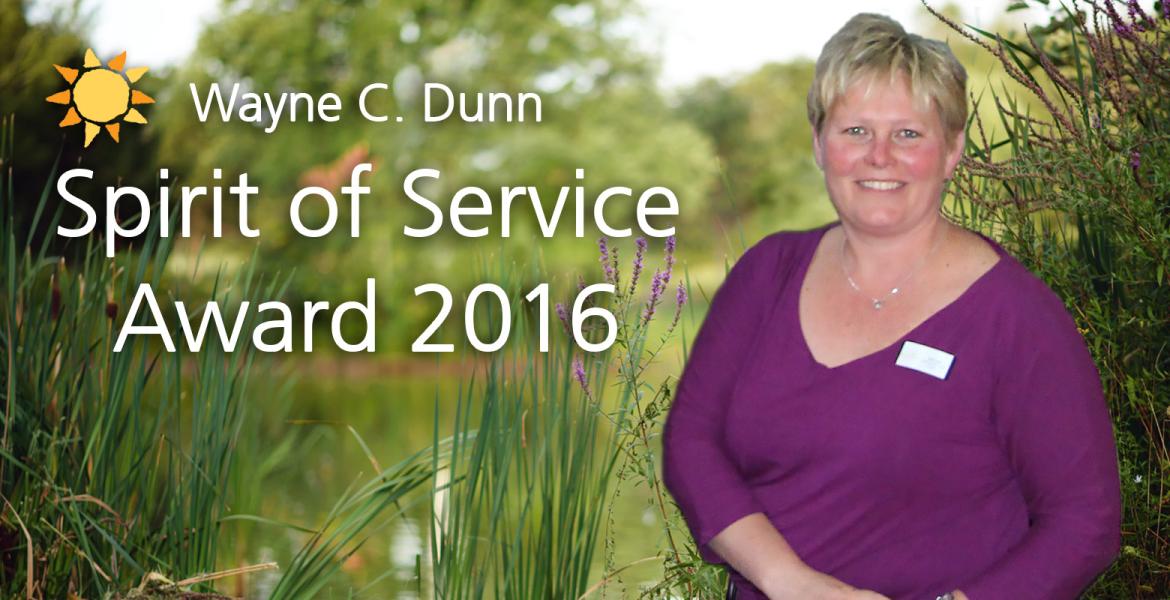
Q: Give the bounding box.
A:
[221,363,669,599]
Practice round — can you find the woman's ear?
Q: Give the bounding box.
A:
[812,130,825,171]
[944,130,966,177]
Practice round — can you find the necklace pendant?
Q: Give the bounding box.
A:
[872,299,884,310]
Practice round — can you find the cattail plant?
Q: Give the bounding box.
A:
[0,116,277,598]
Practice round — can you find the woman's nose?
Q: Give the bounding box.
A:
[866,138,893,168]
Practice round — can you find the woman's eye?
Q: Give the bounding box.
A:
[899,129,920,139]
[845,126,866,136]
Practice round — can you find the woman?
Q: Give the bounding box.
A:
[662,13,1121,600]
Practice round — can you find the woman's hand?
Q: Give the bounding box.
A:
[849,592,892,600]
[705,514,892,600]
[766,566,891,600]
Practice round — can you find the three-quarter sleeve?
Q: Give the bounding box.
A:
[662,233,786,564]
[958,276,1122,599]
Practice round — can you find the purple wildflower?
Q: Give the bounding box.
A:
[651,269,666,298]
[669,280,688,329]
[629,237,647,296]
[555,302,570,333]
[1131,150,1141,170]
[1107,1,1134,36]
[572,356,590,396]
[642,268,666,325]
[1164,0,1169,20]
[1128,0,1151,28]
[662,236,676,286]
[641,237,679,325]
[598,237,614,284]
[611,245,621,286]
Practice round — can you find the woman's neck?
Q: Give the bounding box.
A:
[837,217,952,290]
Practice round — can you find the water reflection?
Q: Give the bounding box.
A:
[229,368,663,598]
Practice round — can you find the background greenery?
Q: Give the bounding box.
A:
[1,0,1166,598]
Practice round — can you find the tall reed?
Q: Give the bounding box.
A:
[0,117,271,598]
[419,238,718,599]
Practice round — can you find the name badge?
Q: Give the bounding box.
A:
[895,340,954,380]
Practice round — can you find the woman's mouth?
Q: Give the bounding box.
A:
[857,180,905,191]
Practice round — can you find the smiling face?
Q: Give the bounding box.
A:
[812,74,965,237]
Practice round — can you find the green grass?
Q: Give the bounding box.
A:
[0,115,275,598]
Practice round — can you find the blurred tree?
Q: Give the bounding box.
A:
[667,2,1048,248]
[155,0,716,344]
[1,0,162,258]
[675,77,750,165]
[673,61,832,241]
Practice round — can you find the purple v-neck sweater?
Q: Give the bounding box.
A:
[662,224,1121,600]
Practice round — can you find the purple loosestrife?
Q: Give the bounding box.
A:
[642,269,666,325]
[611,245,621,286]
[598,237,615,284]
[1128,0,1151,29]
[1107,1,1135,36]
[628,237,648,296]
[1131,150,1142,170]
[670,280,688,329]
[555,302,570,333]
[572,355,590,397]
[665,235,676,274]
[576,275,596,314]
[641,236,678,325]
[661,236,676,290]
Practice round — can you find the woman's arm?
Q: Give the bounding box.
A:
[709,513,890,600]
[661,232,889,600]
[662,235,783,562]
[954,282,1121,599]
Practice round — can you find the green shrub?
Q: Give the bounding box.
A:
[931,2,1170,596]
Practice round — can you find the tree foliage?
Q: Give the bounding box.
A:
[152,0,715,334]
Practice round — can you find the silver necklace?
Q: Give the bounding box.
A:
[840,226,946,310]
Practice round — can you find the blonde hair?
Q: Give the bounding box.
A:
[807,13,968,138]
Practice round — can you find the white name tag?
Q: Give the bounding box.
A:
[895,340,954,380]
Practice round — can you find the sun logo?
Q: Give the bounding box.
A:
[46,49,154,148]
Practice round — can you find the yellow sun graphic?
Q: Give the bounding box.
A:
[46,49,153,147]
